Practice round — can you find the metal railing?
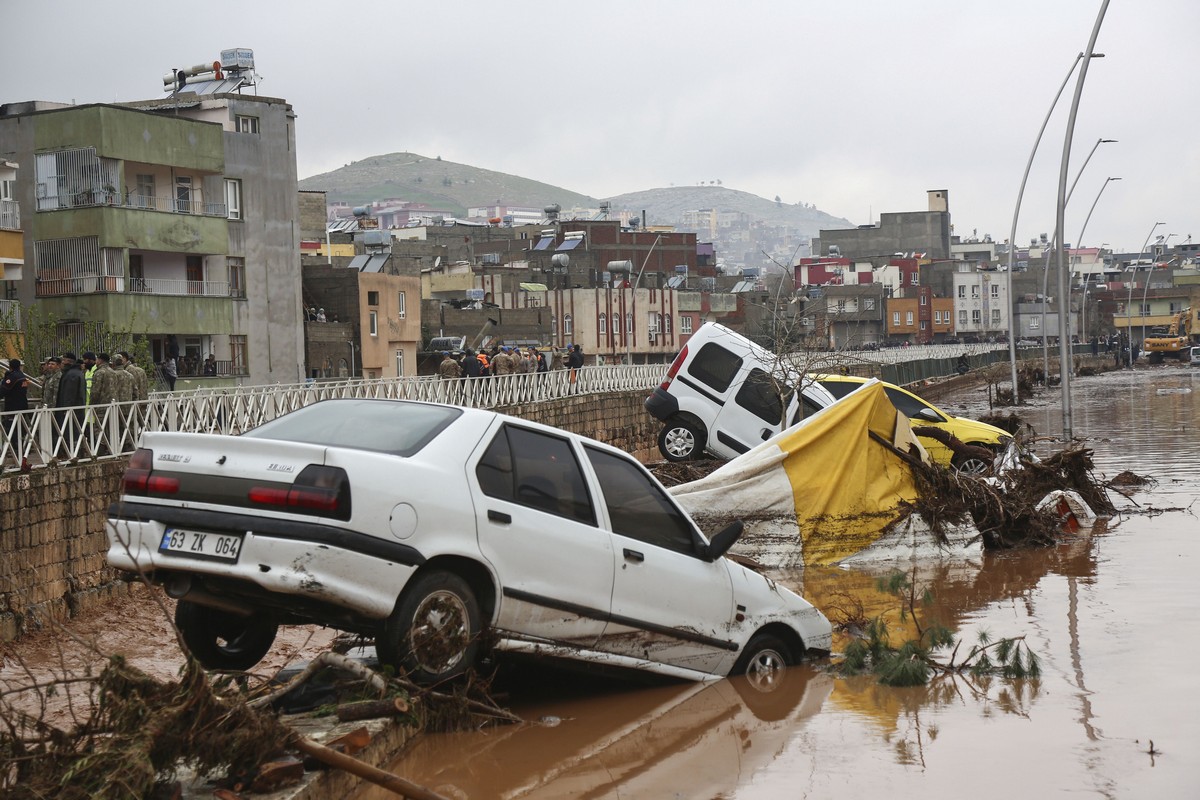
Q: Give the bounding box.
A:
[0,366,664,472]
[0,199,19,230]
[129,278,232,297]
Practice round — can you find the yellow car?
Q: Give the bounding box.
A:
[812,375,1012,473]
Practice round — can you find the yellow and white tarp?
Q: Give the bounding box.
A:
[671,380,979,567]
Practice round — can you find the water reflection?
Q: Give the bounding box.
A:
[356,666,832,799]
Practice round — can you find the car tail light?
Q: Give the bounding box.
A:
[660,344,688,390]
[248,465,351,521]
[122,448,181,496]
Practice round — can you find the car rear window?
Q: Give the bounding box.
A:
[818,379,861,400]
[243,400,461,457]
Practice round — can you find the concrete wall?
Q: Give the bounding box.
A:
[0,390,658,643]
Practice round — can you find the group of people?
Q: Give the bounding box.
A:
[437,343,585,379]
[1,351,152,458]
[305,307,338,323]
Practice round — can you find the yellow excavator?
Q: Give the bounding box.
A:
[1144,306,1195,363]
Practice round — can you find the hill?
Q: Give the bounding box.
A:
[605,186,854,236]
[298,152,597,214]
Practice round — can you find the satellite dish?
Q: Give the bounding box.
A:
[433,256,442,269]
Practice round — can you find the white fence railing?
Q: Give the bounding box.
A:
[0,366,664,473]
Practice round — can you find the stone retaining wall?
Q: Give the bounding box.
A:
[0,390,659,643]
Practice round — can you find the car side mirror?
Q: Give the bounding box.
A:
[915,408,942,423]
[703,520,744,561]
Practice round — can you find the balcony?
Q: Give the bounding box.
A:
[129,278,233,297]
[39,190,226,218]
[0,199,18,230]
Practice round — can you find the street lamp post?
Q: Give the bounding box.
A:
[1040,139,1116,393]
[1054,0,1110,441]
[1128,221,1165,365]
[1004,50,1102,404]
[1140,231,1175,345]
[1076,177,1121,350]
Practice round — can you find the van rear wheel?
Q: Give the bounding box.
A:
[659,421,704,462]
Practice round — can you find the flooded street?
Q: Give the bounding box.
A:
[360,365,1200,799]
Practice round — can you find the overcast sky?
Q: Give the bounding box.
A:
[2,0,1195,254]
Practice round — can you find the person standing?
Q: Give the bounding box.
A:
[203,353,217,376]
[120,351,149,401]
[81,351,98,404]
[567,343,584,387]
[437,351,463,379]
[40,357,62,408]
[89,353,118,407]
[160,356,178,391]
[1,359,31,460]
[110,354,135,402]
[461,348,481,378]
[56,353,86,451]
[491,347,514,376]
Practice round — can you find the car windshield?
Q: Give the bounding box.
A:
[244,399,462,457]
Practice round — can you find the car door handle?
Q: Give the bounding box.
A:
[623,548,644,563]
[488,509,511,524]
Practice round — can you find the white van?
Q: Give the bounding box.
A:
[645,323,837,461]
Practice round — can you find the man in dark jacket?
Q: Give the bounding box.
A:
[56,353,87,451]
[1,358,30,459]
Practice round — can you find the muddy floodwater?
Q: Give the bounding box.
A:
[358,365,1200,800]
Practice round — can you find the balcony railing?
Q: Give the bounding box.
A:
[129,278,232,297]
[38,191,227,218]
[0,299,20,330]
[0,199,19,230]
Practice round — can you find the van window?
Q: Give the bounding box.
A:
[736,368,788,424]
[687,343,743,393]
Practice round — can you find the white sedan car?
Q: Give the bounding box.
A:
[107,399,831,684]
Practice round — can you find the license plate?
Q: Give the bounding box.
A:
[159,528,243,562]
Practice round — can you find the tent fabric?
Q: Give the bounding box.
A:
[671,380,932,567]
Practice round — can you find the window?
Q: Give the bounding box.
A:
[650,312,662,333]
[397,291,406,319]
[736,368,789,424]
[598,312,607,334]
[1030,317,1041,330]
[626,313,634,334]
[992,308,1001,324]
[905,311,914,326]
[224,179,242,220]
[687,342,743,393]
[893,311,901,326]
[959,310,968,325]
[227,257,245,298]
[664,315,672,334]
[836,300,846,313]
[864,297,876,310]
[911,272,920,286]
[972,310,981,324]
[920,321,927,330]
[883,387,941,420]
[920,294,928,306]
[564,313,573,335]
[230,335,247,374]
[367,290,379,306]
[971,285,979,298]
[681,316,693,334]
[395,349,404,377]
[235,115,259,134]
[990,284,1000,298]
[369,311,378,336]
[476,425,595,524]
[585,446,697,555]
[957,285,966,298]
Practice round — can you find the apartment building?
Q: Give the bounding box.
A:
[0,88,303,385]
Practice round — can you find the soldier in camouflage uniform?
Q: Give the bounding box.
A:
[88,353,118,407]
[111,354,135,402]
[120,351,149,401]
[40,357,62,408]
[437,352,463,379]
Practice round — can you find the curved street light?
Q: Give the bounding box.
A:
[1077,176,1121,344]
[1054,0,1110,441]
[1040,137,1116,389]
[1126,221,1164,367]
[1140,231,1176,346]
[1003,50,1103,403]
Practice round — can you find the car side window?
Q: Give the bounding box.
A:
[687,342,742,393]
[818,379,859,400]
[883,387,942,420]
[584,446,698,556]
[477,424,596,525]
[735,367,789,424]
